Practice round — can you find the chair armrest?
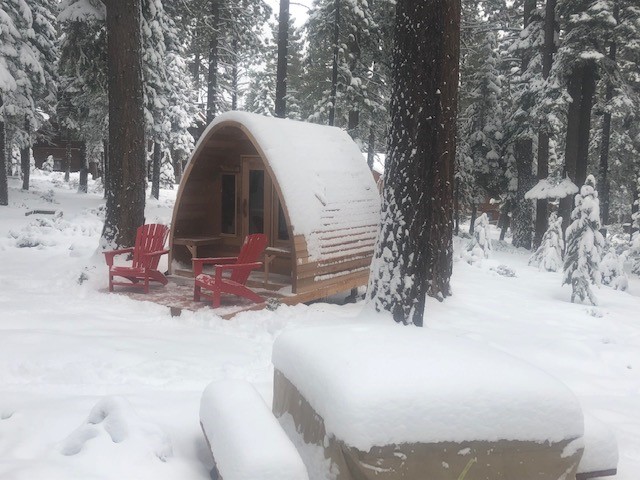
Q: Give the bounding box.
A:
[103,247,135,267]
[192,257,238,276]
[215,262,263,279]
[142,249,169,259]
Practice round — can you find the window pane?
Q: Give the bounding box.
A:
[221,174,236,235]
[278,202,289,240]
[249,170,265,234]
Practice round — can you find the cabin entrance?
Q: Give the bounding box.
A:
[241,156,289,244]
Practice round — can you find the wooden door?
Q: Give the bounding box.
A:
[241,156,273,241]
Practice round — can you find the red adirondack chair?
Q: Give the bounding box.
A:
[103,224,170,294]
[193,234,268,308]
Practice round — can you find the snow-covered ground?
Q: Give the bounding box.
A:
[1,170,639,480]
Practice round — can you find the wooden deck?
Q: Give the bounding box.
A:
[105,272,305,319]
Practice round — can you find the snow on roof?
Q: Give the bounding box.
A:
[272,322,584,451]
[195,111,380,261]
[525,176,579,200]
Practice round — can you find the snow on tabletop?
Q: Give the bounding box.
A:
[272,322,584,451]
[578,412,619,474]
[199,379,309,480]
[192,111,380,261]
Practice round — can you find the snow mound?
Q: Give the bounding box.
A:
[273,322,584,451]
[578,412,618,474]
[200,379,309,480]
[59,396,172,461]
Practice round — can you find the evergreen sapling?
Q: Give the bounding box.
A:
[600,246,628,291]
[562,175,605,305]
[464,213,492,264]
[529,212,564,272]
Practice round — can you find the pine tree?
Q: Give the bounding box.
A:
[562,175,605,305]
[631,175,640,275]
[101,0,146,249]
[529,212,564,271]
[464,212,492,264]
[58,1,108,190]
[0,0,58,197]
[244,20,305,118]
[141,0,196,198]
[367,0,460,326]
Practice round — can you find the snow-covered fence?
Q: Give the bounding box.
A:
[199,379,309,480]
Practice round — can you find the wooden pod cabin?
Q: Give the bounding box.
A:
[169,111,380,302]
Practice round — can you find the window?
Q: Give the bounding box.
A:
[221,174,236,235]
[277,202,289,241]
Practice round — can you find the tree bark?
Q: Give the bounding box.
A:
[513,0,536,250]
[0,96,7,206]
[367,0,460,326]
[328,0,340,126]
[151,141,161,199]
[21,146,30,191]
[172,148,183,185]
[560,66,583,232]
[366,124,375,170]
[78,142,88,193]
[64,135,71,182]
[101,0,146,248]
[469,204,477,235]
[103,139,109,199]
[512,138,534,249]
[274,0,290,118]
[206,0,220,123]
[534,0,557,247]
[598,4,617,227]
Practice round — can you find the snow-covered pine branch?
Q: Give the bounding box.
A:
[529,212,564,272]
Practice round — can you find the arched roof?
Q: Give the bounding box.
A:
[191,111,381,262]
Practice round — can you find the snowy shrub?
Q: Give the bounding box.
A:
[562,175,605,305]
[463,213,491,264]
[600,246,628,291]
[529,212,564,272]
[41,155,54,172]
[40,189,57,203]
[491,264,516,277]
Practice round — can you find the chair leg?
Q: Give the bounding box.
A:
[109,273,114,292]
[194,285,201,302]
[212,286,221,308]
[144,275,150,294]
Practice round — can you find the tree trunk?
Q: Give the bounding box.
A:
[103,139,109,199]
[512,138,534,249]
[172,148,183,185]
[469,204,477,235]
[499,200,511,241]
[101,0,146,248]
[534,0,556,247]
[328,0,340,126]
[0,99,7,206]
[368,0,461,326]
[78,142,88,193]
[206,0,220,123]
[21,146,30,191]
[560,66,583,232]
[230,39,239,111]
[598,5,617,227]
[576,62,596,190]
[366,124,375,170]
[151,141,161,199]
[64,135,71,182]
[274,0,290,118]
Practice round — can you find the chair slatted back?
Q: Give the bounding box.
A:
[232,234,268,284]
[132,224,169,270]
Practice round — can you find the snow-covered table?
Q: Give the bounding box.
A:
[272,323,586,480]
